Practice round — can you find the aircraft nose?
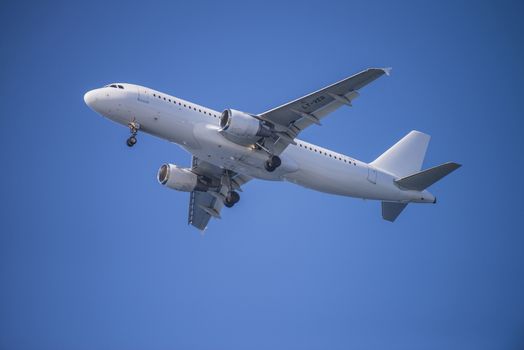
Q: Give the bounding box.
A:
[84,89,97,107]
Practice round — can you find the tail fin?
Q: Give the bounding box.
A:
[374,131,461,223]
[394,162,462,191]
[371,130,430,177]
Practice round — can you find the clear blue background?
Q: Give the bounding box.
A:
[1,1,523,349]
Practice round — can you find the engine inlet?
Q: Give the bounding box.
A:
[158,164,169,184]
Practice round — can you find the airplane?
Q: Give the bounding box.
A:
[84,68,461,230]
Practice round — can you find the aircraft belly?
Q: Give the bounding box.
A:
[282,150,353,195]
[132,106,412,202]
[190,123,298,181]
[134,104,201,148]
[287,163,361,196]
[281,146,404,200]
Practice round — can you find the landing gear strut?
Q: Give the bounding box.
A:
[264,155,281,172]
[126,121,140,147]
[224,190,240,208]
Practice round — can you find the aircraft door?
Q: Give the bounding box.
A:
[367,166,377,184]
[137,86,149,103]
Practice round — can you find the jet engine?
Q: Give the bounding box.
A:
[219,109,272,139]
[157,163,209,192]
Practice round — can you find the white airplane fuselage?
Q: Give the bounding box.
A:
[84,83,435,204]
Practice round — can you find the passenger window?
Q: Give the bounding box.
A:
[118,85,124,89]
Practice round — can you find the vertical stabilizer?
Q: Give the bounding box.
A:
[371,131,430,177]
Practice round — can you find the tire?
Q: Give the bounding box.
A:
[264,155,281,172]
[229,191,240,204]
[264,161,275,172]
[271,155,281,168]
[127,136,137,147]
[225,191,240,207]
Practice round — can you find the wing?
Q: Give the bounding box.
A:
[258,67,391,154]
[188,156,251,231]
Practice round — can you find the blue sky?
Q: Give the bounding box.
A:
[1,1,523,349]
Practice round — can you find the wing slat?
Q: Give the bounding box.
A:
[259,68,389,155]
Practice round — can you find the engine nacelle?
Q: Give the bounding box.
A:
[157,164,208,192]
[220,109,272,139]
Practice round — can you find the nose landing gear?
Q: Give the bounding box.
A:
[126,121,140,147]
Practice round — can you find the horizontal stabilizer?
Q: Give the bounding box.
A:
[395,162,461,191]
[382,202,408,222]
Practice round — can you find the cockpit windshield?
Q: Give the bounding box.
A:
[105,84,124,89]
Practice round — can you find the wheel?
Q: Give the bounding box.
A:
[271,155,281,168]
[264,161,275,172]
[229,191,240,204]
[264,155,281,172]
[126,136,137,147]
[224,191,240,207]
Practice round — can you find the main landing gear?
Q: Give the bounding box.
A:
[126,121,140,147]
[254,142,281,172]
[224,190,240,208]
[264,155,281,172]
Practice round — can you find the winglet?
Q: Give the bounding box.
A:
[382,67,392,76]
